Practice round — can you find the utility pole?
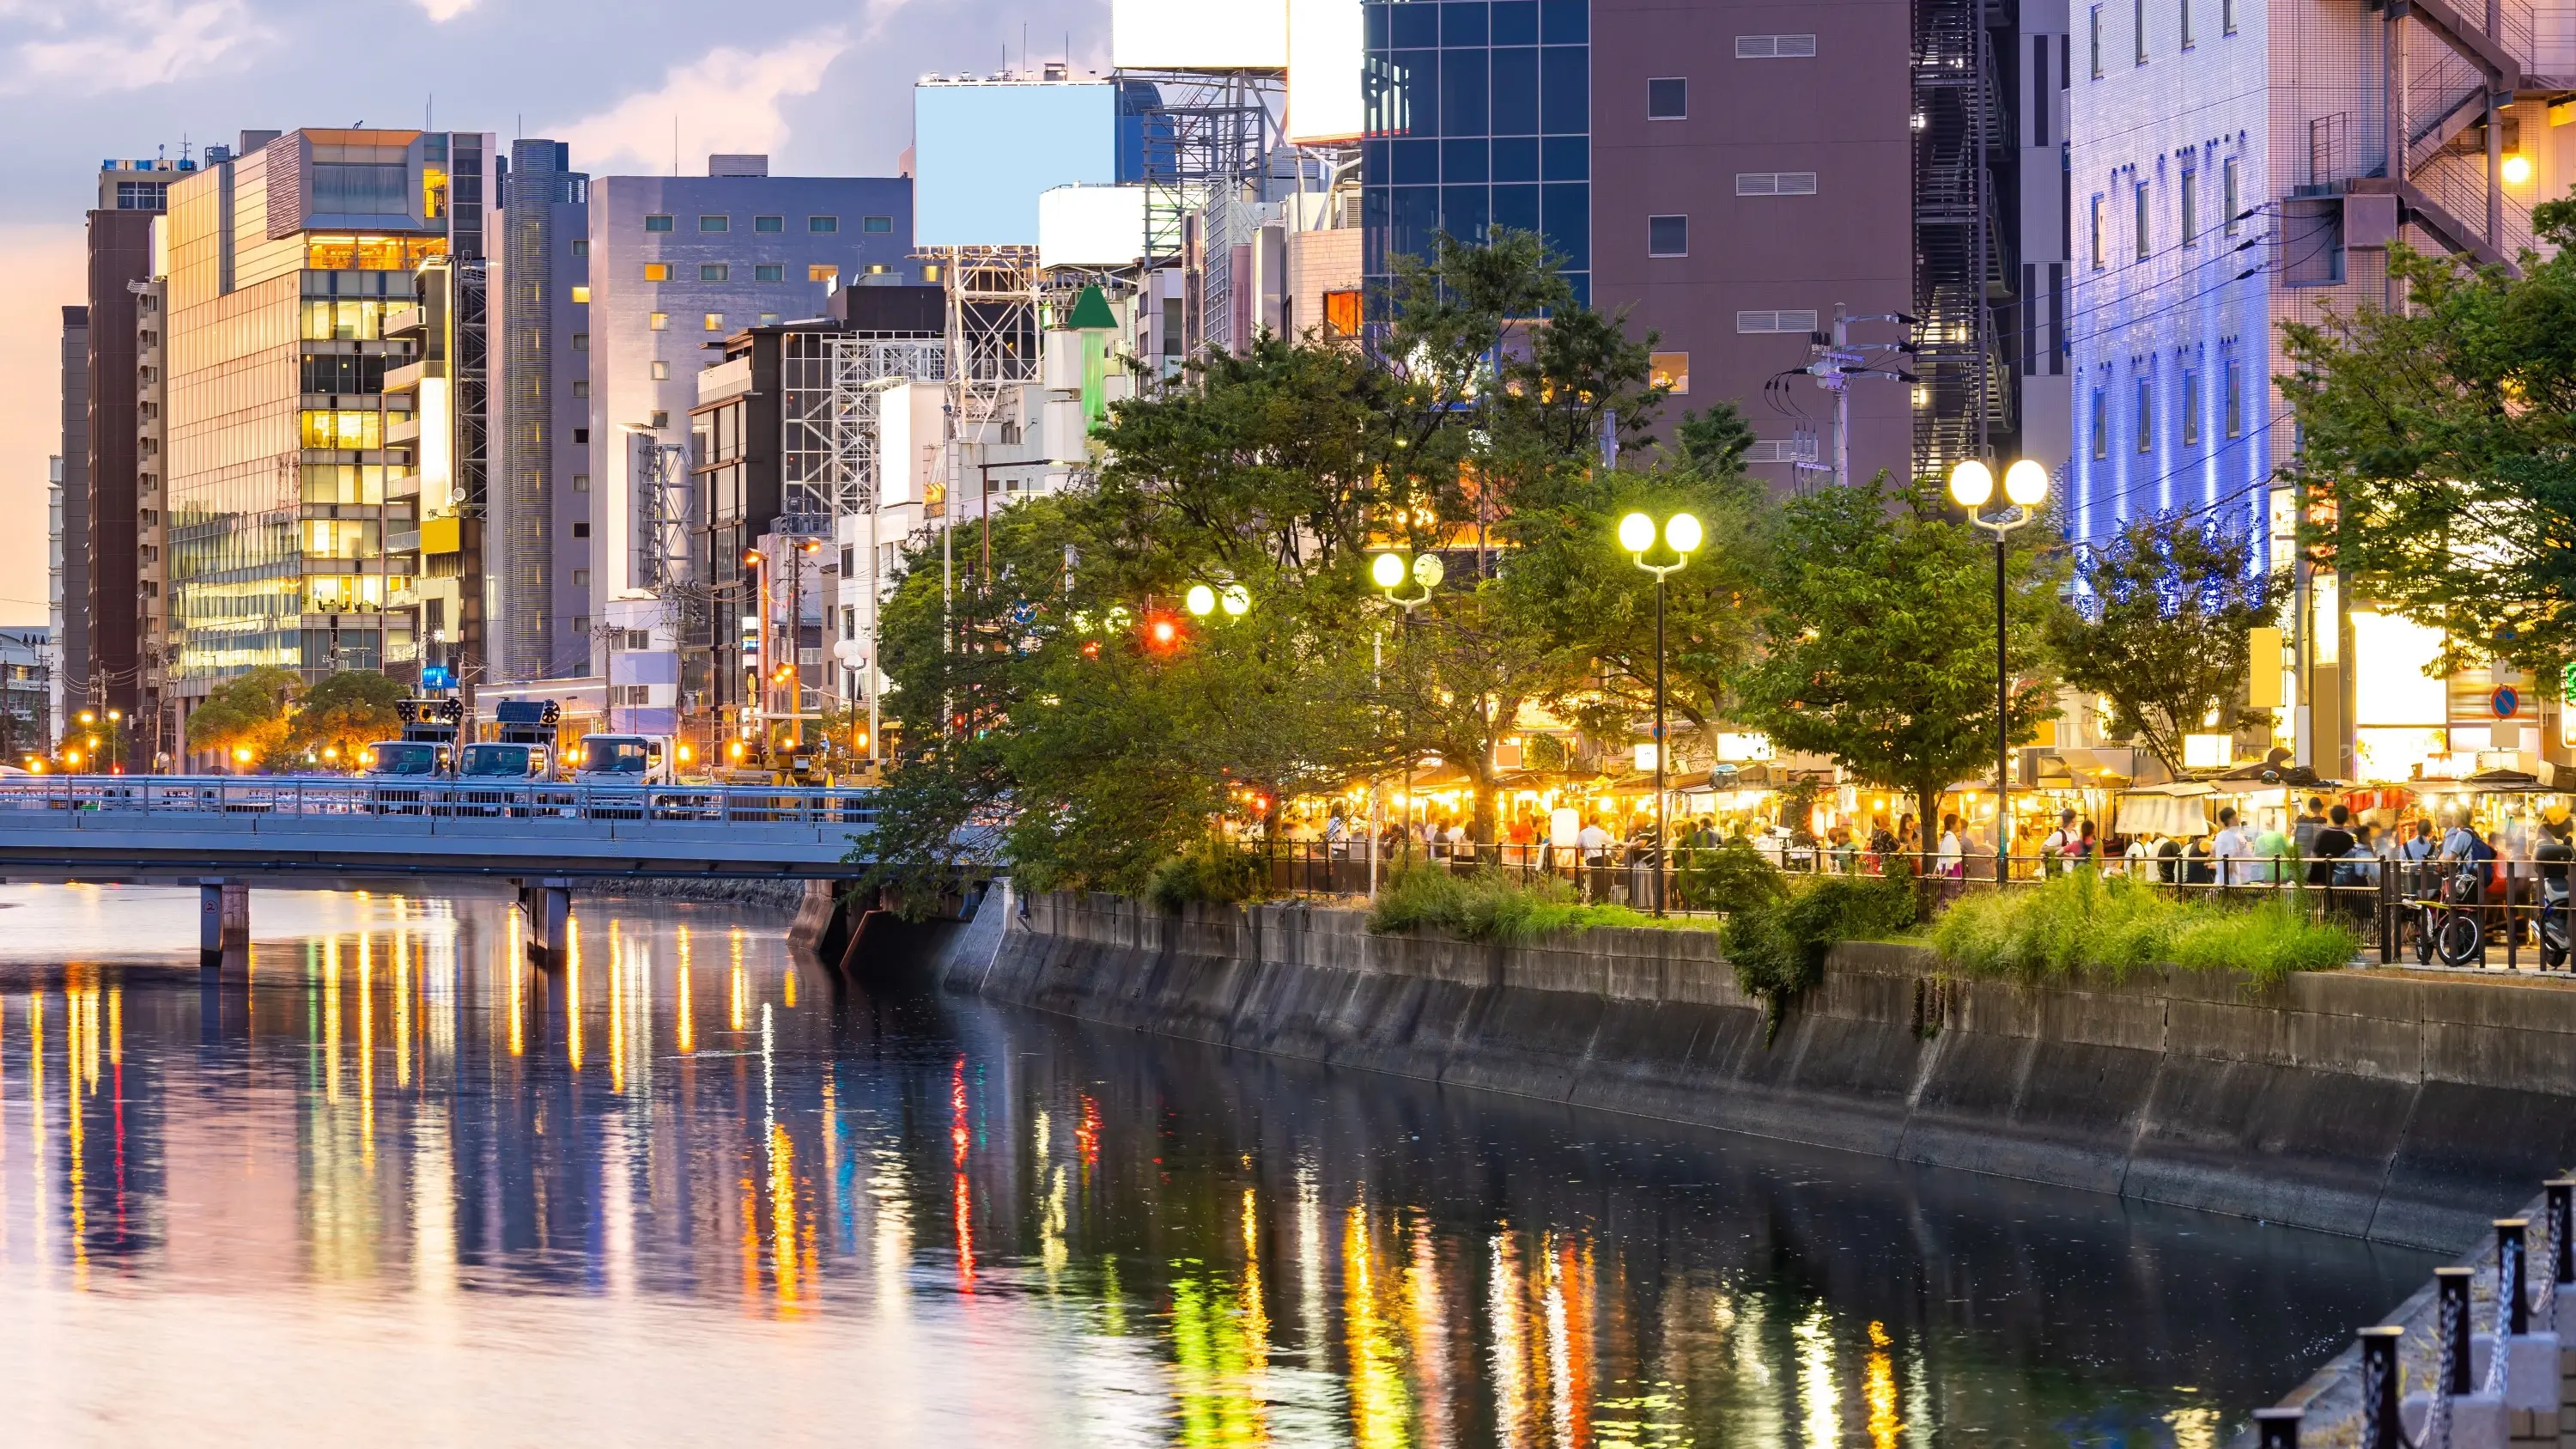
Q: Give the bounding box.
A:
[1801,307,1921,487]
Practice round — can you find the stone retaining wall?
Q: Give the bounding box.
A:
[955,891,2576,1253]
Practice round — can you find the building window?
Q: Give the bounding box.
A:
[570,285,591,304]
[571,240,589,257]
[2225,358,2243,436]
[755,263,785,282]
[758,312,780,326]
[698,215,728,233]
[2090,5,2104,76]
[2134,0,2148,62]
[573,474,590,492]
[2091,194,2105,269]
[700,264,730,282]
[2180,166,2197,245]
[2136,376,2153,452]
[644,215,672,232]
[1735,34,1816,58]
[1736,309,1820,333]
[572,380,588,399]
[650,361,670,381]
[809,264,838,284]
[809,216,839,233]
[2182,367,2201,444]
[755,215,784,233]
[573,568,591,588]
[572,332,589,350]
[649,411,668,429]
[2223,156,2240,234]
[1648,215,1689,256]
[574,429,589,444]
[862,215,894,233]
[703,313,725,332]
[572,616,590,634]
[1735,172,1819,195]
[643,263,670,282]
[1322,289,1363,337]
[649,313,668,331]
[2090,388,2107,459]
[2223,0,2237,33]
[1647,78,1686,119]
[1649,351,1690,393]
[574,521,591,539]
[2134,180,2150,259]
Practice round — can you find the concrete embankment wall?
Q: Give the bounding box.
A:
[955,892,2576,1253]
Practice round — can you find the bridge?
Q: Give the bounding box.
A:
[0,776,879,963]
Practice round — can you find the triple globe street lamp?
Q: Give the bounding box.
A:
[1619,510,1704,916]
[1946,457,2050,884]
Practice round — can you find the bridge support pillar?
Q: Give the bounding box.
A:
[200,879,247,965]
[529,880,572,967]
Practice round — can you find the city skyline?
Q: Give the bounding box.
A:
[0,0,1115,627]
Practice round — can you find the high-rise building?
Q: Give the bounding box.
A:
[2066,0,2570,782]
[161,127,496,736]
[135,269,172,764]
[84,157,186,722]
[46,455,64,741]
[580,155,914,685]
[491,138,590,683]
[58,307,88,716]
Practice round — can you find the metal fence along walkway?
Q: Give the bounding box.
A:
[0,776,879,880]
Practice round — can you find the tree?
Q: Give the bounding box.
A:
[1734,472,2060,835]
[2280,203,2576,674]
[1673,402,1759,477]
[184,666,301,769]
[284,670,406,767]
[2047,513,2278,775]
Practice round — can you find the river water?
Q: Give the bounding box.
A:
[0,884,2432,1446]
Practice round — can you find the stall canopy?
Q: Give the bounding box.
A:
[2113,781,2218,838]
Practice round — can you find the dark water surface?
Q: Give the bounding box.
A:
[0,884,2433,1446]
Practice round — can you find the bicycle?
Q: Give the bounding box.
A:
[2411,863,2488,968]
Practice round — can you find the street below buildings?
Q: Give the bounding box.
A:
[0,883,2431,1445]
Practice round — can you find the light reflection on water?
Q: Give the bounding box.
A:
[0,884,2433,1446]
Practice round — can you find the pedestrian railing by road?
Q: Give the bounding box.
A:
[0,775,878,826]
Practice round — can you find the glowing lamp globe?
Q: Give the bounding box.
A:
[1219,583,1251,617]
[1370,552,1407,590]
[2003,459,2050,508]
[1617,512,1656,554]
[1184,583,1217,617]
[1947,459,1995,510]
[2505,153,2535,186]
[1413,553,1444,589]
[1665,513,1704,555]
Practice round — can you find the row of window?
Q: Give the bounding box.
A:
[641,213,892,234]
[2087,361,2246,459]
[2089,0,2237,77]
[635,262,840,284]
[2089,155,2243,268]
[1643,41,1816,121]
[1643,190,1817,257]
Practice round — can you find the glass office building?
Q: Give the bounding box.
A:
[1362,0,1591,305]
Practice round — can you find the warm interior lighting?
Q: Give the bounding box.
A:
[2505,153,2535,186]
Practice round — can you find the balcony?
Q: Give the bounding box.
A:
[383,359,429,395]
[386,415,421,446]
[381,306,428,339]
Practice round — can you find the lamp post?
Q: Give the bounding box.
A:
[1371,550,1443,857]
[1619,510,1704,916]
[1947,458,2050,885]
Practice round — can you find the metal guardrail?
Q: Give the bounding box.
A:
[0,776,879,829]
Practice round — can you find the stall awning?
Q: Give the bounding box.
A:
[2114,782,2217,838]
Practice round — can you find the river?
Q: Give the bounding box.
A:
[0,884,2431,1446]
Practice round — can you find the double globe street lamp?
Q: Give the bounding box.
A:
[1947,457,2050,885]
[1371,550,1446,862]
[1619,510,1703,916]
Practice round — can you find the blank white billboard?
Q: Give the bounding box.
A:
[1286,0,1365,142]
[914,82,1118,247]
[1113,0,1288,70]
[1039,184,1148,267]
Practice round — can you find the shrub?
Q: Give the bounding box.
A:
[1725,872,1921,1026]
[1365,861,1708,943]
[1674,837,1790,916]
[1926,869,2358,988]
[1145,838,1267,911]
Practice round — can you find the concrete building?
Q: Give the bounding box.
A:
[580,155,914,686]
[2067,0,2574,782]
[161,127,496,733]
[0,627,53,764]
[83,158,185,723]
[58,307,87,715]
[491,138,590,682]
[46,456,64,741]
[135,269,172,764]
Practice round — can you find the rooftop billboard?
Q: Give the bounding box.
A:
[914,82,1117,247]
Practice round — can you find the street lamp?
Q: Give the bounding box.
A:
[1619,510,1704,916]
[1371,550,1445,857]
[1183,582,1252,619]
[1947,457,2050,884]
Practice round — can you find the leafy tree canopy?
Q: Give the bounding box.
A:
[185,666,302,767]
[285,670,408,767]
[2046,512,2278,775]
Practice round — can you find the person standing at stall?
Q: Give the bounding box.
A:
[2211,807,2254,888]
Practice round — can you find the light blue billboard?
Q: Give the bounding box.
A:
[914,82,1119,247]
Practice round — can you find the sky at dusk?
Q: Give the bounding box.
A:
[0,0,1112,626]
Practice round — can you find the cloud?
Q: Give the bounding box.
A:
[0,0,269,94]
[417,0,476,19]
[551,30,850,177]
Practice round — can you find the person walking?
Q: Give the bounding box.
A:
[1936,813,1965,880]
[2211,807,2254,889]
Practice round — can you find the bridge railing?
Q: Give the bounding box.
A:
[0,776,879,829]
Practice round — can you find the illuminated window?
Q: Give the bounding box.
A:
[643,263,670,282]
[862,215,893,233]
[809,264,838,284]
[2182,368,2201,444]
[1321,289,1363,338]
[2136,376,2153,452]
[703,313,724,332]
[698,215,728,233]
[1649,351,1690,394]
[644,215,672,232]
[2090,388,2107,458]
[755,263,785,282]
[759,312,780,326]
[648,313,668,331]
[808,216,838,233]
[700,263,730,282]
[755,215,784,233]
[570,285,590,303]
[650,361,670,381]
[2225,359,2243,436]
